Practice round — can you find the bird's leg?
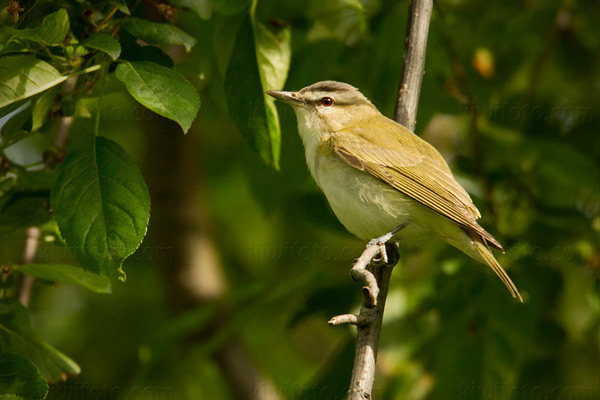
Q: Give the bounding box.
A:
[367,222,408,264]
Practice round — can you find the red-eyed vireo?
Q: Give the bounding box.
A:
[267,81,522,301]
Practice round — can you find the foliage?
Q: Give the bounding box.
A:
[0,0,598,399]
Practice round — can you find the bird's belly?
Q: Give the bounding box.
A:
[312,154,431,244]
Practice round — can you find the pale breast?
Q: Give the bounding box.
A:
[308,143,430,243]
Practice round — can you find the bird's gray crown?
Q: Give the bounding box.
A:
[298,80,373,107]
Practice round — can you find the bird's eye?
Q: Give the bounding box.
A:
[321,97,333,107]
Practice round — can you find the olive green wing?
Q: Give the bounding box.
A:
[330,120,503,251]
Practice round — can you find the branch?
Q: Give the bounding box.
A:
[395,0,433,132]
[16,227,40,307]
[16,76,77,307]
[330,1,433,399]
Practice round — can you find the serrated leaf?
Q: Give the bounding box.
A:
[122,18,196,52]
[82,33,121,61]
[9,9,69,46]
[212,0,251,14]
[0,56,67,109]
[0,353,48,400]
[0,298,80,382]
[115,61,199,133]
[51,134,150,276]
[13,264,112,293]
[225,12,290,168]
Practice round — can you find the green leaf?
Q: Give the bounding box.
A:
[122,18,196,53]
[0,298,80,382]
[0,353,48,400]
[0,171,54,233]
[31,86,59,132]
[0,192,51,230]
[82,33,121,61]
[119,31,174,68]
[0,56,67,109]
[13,264,112,293]
[306,0,368,44]
[171,0,213,19]
[115,61,199,133]
[9,9,69,46]
[212,0,251,14]
[0,104,30,142]
[51,134,150,276]
[109,0,130,15]
[225,12,290,168]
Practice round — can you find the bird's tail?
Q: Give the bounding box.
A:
[467,231,523,302]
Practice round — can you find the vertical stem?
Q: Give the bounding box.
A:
[346,1,433,398]
[16,227,40,307]
[347,263,394,399]
[394,0,433,131]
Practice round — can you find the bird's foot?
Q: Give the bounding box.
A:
[367,223,408,264]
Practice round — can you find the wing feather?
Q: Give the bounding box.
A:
[330,117,503,251]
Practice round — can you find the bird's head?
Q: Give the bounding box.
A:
[267,81,378,134]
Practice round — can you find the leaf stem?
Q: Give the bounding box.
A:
[94,66,107,136]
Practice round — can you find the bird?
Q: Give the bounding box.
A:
[267,80,522,302]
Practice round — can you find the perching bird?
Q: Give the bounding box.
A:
[267,81,522,301]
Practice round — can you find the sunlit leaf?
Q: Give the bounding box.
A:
[0,298,80,382]
[51,134,150,276]
[9,9,69,46]
[122,18,196,52]
[82,33,121,61]
[13,263,112,293]
[115,61,199,133]
[225,9,290,168]
[0,353,48,400]
[0,56,67,109]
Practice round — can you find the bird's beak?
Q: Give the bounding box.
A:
[266,90,304,106]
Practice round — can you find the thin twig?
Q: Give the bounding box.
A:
[331,1,433,398]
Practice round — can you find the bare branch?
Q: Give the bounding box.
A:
[394,0,434,132]
[16,227,40,306]
[343,243,398,399]
[333,1,433,398]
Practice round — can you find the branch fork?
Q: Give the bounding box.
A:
[328,242,399,328]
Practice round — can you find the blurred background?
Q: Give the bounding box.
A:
[4,0,600,398]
